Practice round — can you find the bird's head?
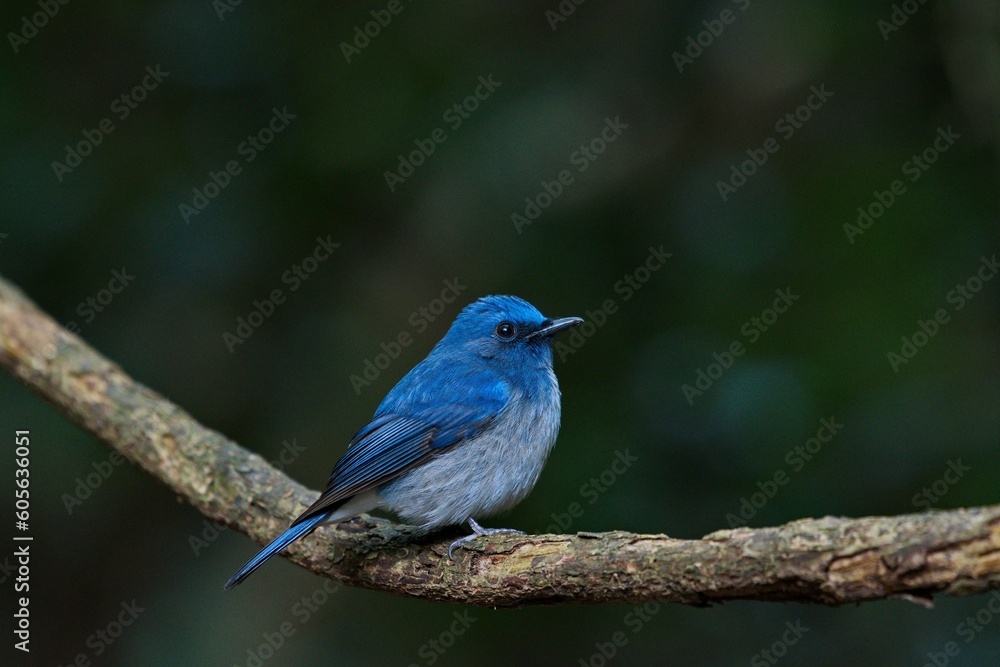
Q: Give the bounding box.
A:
[441,295,582,369]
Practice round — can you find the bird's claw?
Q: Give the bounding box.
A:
[447,517,525,559]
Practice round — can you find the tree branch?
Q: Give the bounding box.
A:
[1,273,998,607]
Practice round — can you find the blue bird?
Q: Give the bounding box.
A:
[225,295,581,589]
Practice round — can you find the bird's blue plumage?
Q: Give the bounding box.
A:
[225,513,326,589]
[225,295,581,588]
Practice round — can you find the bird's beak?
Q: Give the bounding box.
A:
[530,316,584,339]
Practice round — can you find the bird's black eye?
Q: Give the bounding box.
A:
[495,322,517,340]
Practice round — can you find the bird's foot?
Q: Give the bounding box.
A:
[447,517,524,559]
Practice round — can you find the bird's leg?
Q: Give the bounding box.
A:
[447,517,525,559]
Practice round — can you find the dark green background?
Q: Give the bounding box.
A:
[1,1,998,666]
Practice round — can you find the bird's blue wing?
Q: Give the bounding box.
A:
[294,381,507,524]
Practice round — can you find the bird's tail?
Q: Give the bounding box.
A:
[224,513,327,590]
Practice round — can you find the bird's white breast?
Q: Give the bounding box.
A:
[379,369,562,529]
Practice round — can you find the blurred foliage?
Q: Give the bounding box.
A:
[1,1,998,666]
